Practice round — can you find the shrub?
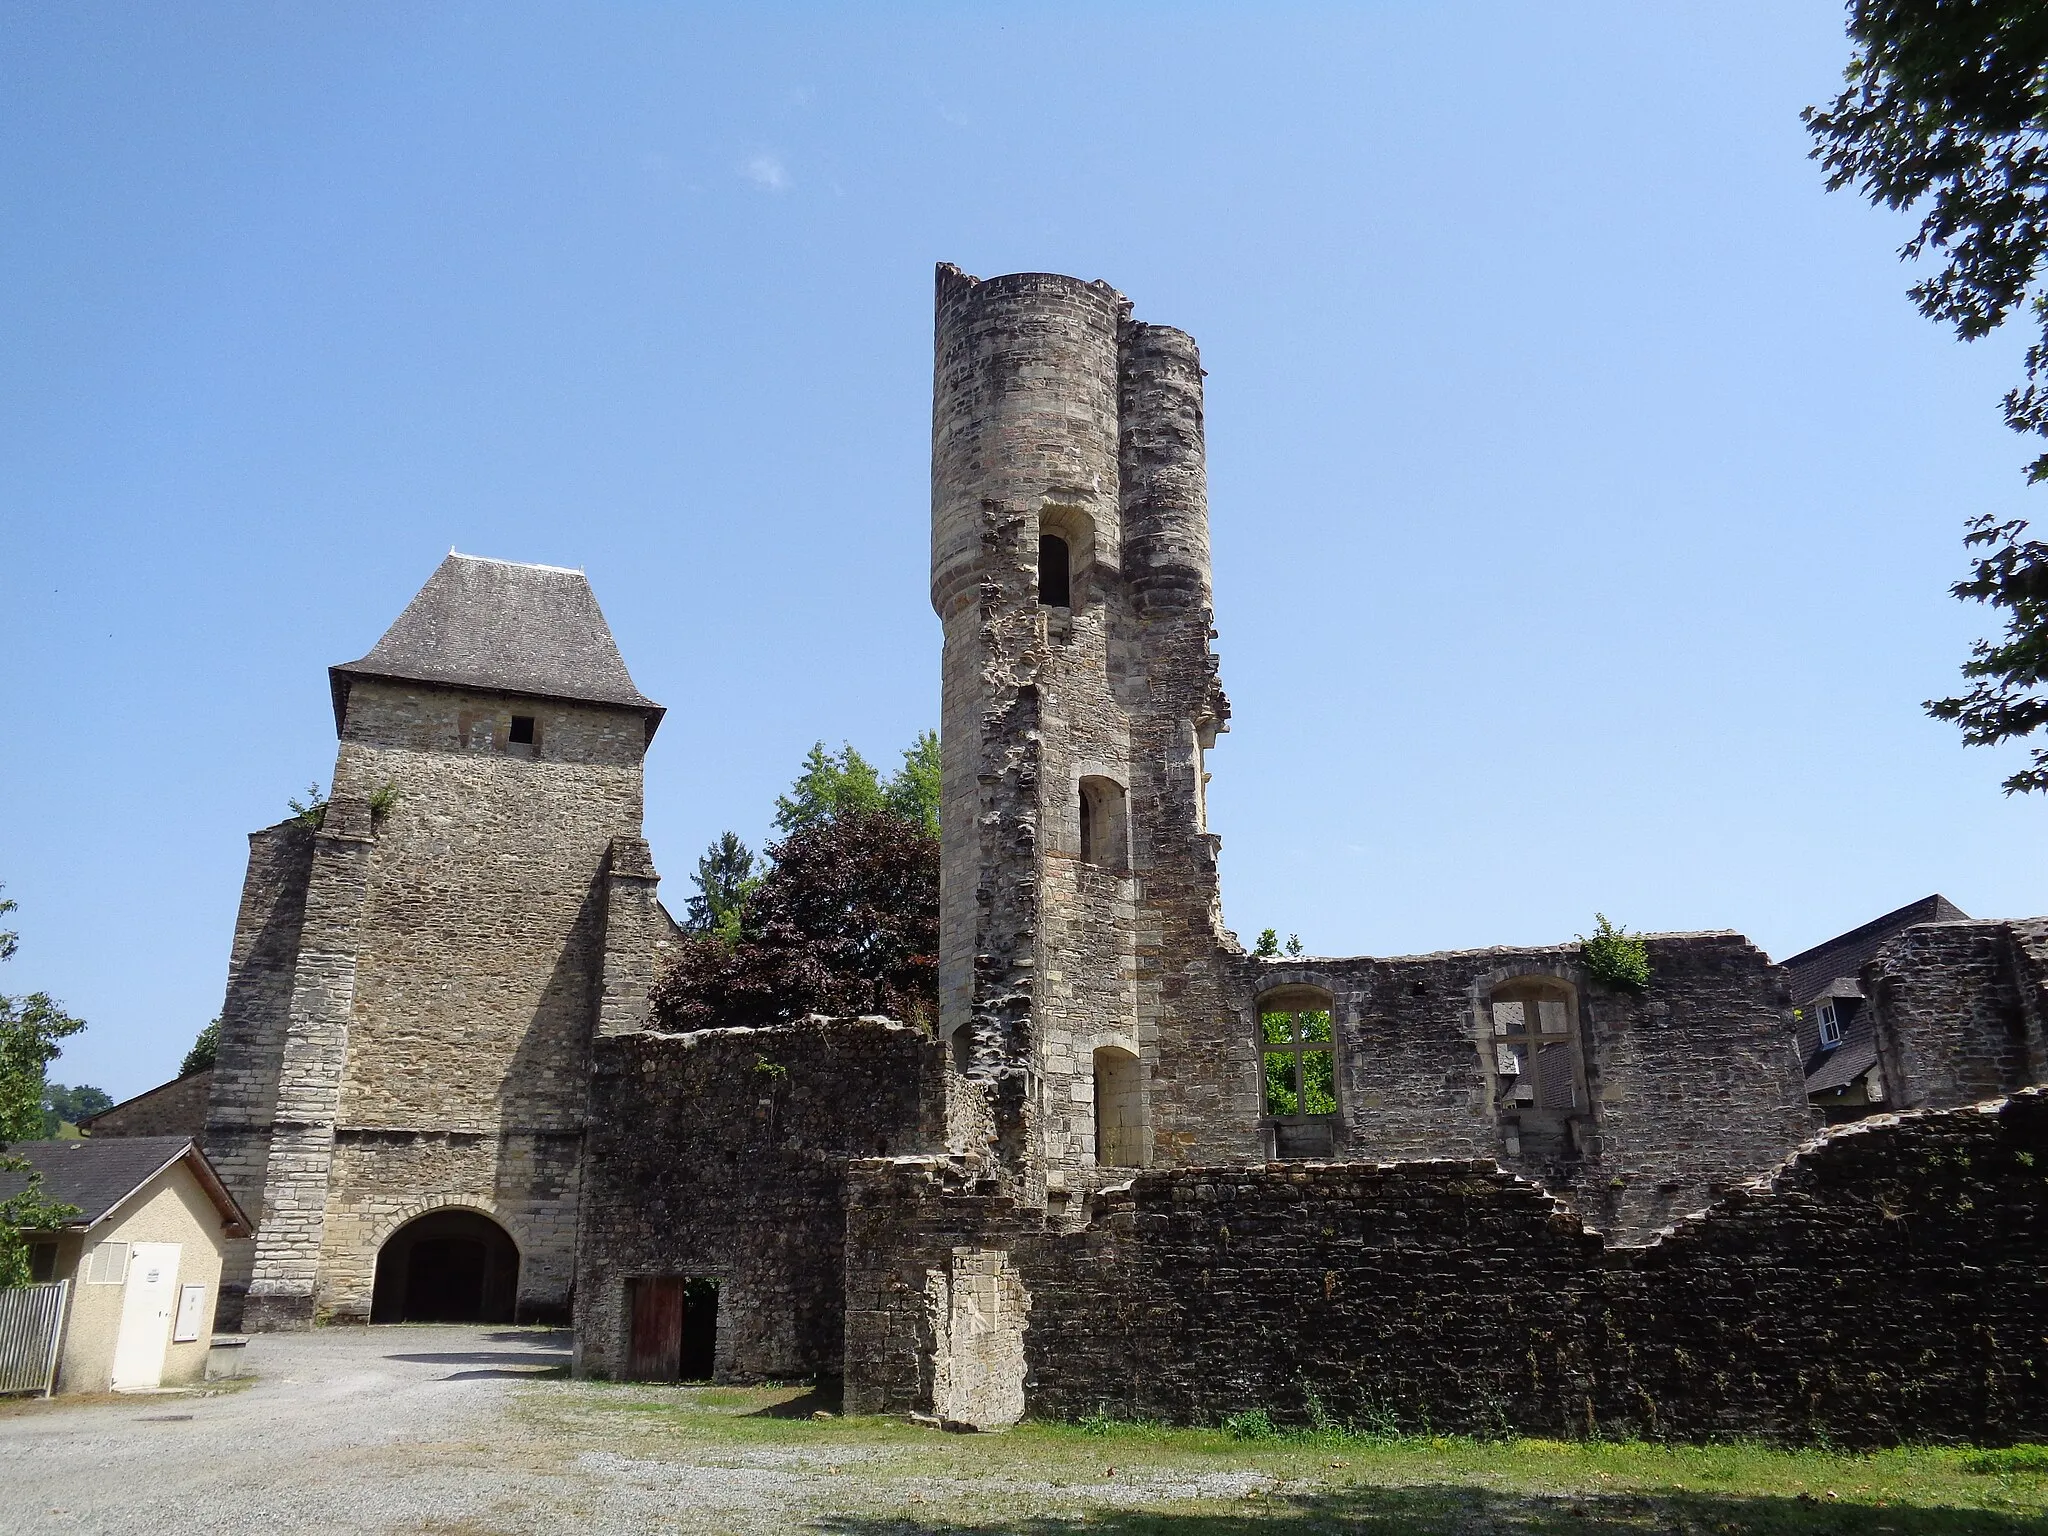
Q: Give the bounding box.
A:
[1580,913,1651,993]
[1222,1408,1277,1441]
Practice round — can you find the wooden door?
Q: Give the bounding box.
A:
[627,1276,684,1381]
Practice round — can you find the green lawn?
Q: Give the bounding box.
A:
[529,1381,2048,1534]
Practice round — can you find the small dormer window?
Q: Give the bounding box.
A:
[1038,535,1071,607]
[1817,1000,1843,1050]
[509,715,536,746]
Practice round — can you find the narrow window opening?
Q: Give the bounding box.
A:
[950,1024,976,1076]
[1038,535,1071,607]
[1077,776,1128,871]
[509,715,536,746]
[1093,1046,1143,1167]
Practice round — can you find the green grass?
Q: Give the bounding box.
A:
[525,1381,2048,1533]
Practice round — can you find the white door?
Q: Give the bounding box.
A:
[110,1242,181,1391]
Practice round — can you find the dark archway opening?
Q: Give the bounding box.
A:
[371,1209,520,1323]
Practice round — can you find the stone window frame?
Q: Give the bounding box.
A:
[1471,963,1592,1160]
[1036,503,1098,616]
[1254,983,1341,1149]
[1077,776,1130,873]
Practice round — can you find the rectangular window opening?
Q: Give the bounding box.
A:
[509,715,536,746]
[1817,1001,1843,1049]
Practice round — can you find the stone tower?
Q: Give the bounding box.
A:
[203,553,675,1328]
[931,266,1258,1210]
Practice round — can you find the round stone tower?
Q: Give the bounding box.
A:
[930,265,1250,1205]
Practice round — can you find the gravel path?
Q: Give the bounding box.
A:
[0,1325,1288,1535]
[0,1325,642,1535]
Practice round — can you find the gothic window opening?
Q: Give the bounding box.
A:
[1039,534,1071,607]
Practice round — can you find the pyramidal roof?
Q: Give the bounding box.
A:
[329,552,663,735]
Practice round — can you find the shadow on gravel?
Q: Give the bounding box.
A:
[438,1366,571,1381]
[381,1352,571,1368]
[749,1380,844,1419]
[809,1486,2048,1535]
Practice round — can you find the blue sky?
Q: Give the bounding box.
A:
[3,3,2042,1101]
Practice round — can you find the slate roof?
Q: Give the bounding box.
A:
[1804,1013,1882,1096]
[0,1137,251,1236]
[1779,894,1969,1007]
[329,552,663,737]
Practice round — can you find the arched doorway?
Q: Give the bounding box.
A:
[371,1208,520,1323]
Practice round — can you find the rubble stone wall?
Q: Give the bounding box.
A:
[87,1069,215,1140]
[848,1093,2048,1446]
[576,1018,947,1382]
[1868,919,2048,1112]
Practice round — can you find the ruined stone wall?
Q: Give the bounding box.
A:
[1603,1093,2048,1445]
[851,1093,2048,1446]
[1228,933,1814,1242]
[233,678,661,1327]
[1118,320,1258,1173]
[1868,919,2048,1112]
[201,819,315,1327]
[577,1018,946,1383]
[1022,1161,1602,1436]
[844,1153,1035,1418]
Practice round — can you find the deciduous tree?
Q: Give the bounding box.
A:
[1806,1,2048,791]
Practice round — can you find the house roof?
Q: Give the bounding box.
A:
[1779,894,1969,1007]
[328,552,663,738]
[1804,1013,1882,1096]
[0,1137,251,1238]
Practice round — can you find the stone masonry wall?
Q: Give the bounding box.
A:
[237,677,658,1327]
[1868,919,2048,1112]
[1229,932,1816,1242]
[86,1069,215,1139]
[577,1018,947,1382]
[850,1091,2048,1446]
[243,795,374,1330]
[201,819,315,1328]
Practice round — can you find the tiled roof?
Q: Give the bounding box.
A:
[1779,894,1969,1007]
[329,553,662,734]
[0,1137,251,1235]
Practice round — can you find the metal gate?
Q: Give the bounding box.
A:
[0,1280,69,1396]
